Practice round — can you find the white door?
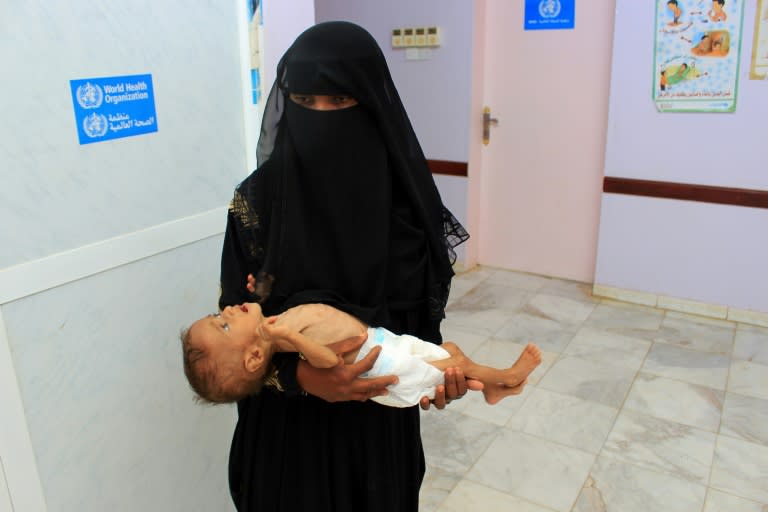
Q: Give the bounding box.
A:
[467,1,614,283]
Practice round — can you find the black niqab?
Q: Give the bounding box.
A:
[223,21,468,331]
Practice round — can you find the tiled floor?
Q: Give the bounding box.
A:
[419,266,768,512]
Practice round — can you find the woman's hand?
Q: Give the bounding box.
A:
[419,367,484,411]
[296,335,398,402]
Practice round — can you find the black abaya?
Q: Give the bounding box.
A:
[219,21,467,512]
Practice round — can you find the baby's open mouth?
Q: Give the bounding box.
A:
[240,304,249,313]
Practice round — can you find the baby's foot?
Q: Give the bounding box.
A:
[505,343,542,387]
[483,378,528,405]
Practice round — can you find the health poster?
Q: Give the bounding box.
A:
[248,0,264,104]
[750,0,768,79]
[653,0,745,112]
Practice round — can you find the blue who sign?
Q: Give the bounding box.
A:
[69,74,158,145]
[524,0,575,30]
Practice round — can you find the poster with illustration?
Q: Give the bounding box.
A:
[750,0,768,79]
[248,0,264,104]
[653,0,745,112]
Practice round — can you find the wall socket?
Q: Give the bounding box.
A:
[392,26,441,48]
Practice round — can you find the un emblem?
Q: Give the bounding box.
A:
[539,0,562,18]
[76,82,104,109]
[83,113,108,138]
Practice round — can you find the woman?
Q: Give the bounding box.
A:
[219,21,469,511]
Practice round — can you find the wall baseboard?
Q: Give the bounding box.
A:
[0,208,227,305]
[593,283,768,327]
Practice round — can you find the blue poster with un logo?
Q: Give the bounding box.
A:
[524,0,575,30]
[69,74,158,145]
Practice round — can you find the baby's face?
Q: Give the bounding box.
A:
[190,303,266,352]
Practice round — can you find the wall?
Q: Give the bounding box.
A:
[314,0,473,261]
[595,1,768,313]
[0,458,10,511]
[0,1,310,510]
[242,1,317,172]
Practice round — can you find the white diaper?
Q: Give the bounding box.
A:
[354,327,450,408]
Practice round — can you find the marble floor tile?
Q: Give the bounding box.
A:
[419,464,462,512]
[446,280,476,306]
[538,278,600,304]
[453,266,495,288]
[584,301,664,332]
[439,324,490,358]
[563,327,651,371]
[727,360,768,400]
[420,267,767,512]
[443,308,518,337]
[506,387,618,454]
[525,293,598,325]
[654,312,735,354]
[420,408,500,476]
[710,435,768,503]
[641,342,730,390]
[486,268,553,292]
[601,409,717,484]
[494,294,597,353]
[448,380,532,427]
[573,457,707,512]
[439,479,556,512]
[623,373,724,432]
[537,355,638,408]
[449,282,529,313]
[720,392,768,446]
[493,310,579,353]
[703,488,768,512]
[733,324,768,365]
[466,430,595,512]
[445,284,531,335]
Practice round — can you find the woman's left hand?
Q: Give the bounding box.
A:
[419,367,483,410]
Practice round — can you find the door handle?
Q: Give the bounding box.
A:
[482,106,499,146]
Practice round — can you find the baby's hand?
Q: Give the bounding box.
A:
[246,273,257,294]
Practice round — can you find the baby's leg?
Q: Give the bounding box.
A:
[436,342,542,405]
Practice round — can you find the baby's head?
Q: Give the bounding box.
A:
[181,303,272,403]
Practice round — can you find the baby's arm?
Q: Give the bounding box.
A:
[264,322,339,369]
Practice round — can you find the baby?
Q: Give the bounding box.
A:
[182,300,542,408]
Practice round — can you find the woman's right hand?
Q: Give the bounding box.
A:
[295,337,398,402]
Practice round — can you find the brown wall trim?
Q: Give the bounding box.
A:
[427,159,468,177]
[603,177,768,209]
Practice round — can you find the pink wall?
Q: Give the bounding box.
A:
[472,1,615,282]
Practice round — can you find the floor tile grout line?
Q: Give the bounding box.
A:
[566,308,663,510]
[706,321,739,490]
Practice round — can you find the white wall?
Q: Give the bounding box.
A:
[242,0,317,172]
[0,4,247,269]
[314,0,473,261]
[0,457,11,511]
[595,0,768,313]
[0,2,260,510]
